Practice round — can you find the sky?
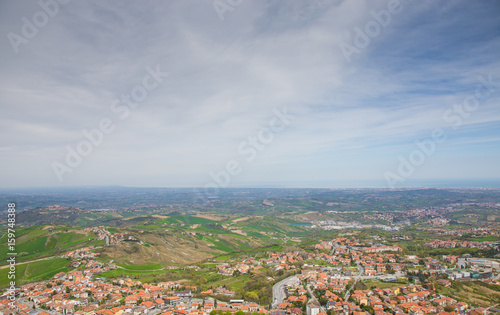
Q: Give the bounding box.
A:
[0,0,499,189]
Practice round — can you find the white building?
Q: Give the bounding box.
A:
[307,303,321,315]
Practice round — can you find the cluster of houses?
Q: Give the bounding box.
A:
[426,219,450,227]
[424,240,495,250]
[362,213,395,224]
[215,262,254,276]
[346,286,468,315]
[0,269,268,315]
[360,246,403,254]
[271,269,494,315]
[201,287,236,297]
[84,227,127,246]
[423,227,500,238]
[310,239,499,283]
[300,269,349,294]
[313,238,364,250]
[1,229,498,315]
[274,269,492,315]
[313,239,402,254]
[310,239,405,276]
[216,252,308,276]
[63,247,99,261]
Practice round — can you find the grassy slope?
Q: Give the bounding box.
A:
[0,258,71,287]
[0,226,98,263]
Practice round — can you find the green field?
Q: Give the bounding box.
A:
[209,274,252,291]
[0,226,96,263]
[117,263,165,270]
[0,258,71,287]
[159,215,216,225]
[98,268,185,283]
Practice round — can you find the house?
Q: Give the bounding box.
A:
[306,302,321,315]
[174,290,192,297]
[141,301,155,310]
[164,296,182,306]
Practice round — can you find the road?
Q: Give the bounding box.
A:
[306,284,327,313]
[344,262,363,301]
[272,275,298,308]
[0,256,59,269]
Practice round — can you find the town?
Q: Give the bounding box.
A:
[2,232,499,315]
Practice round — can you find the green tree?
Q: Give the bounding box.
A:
[319,297,328,306]
[246,291,259,301]
[444,306,455,312]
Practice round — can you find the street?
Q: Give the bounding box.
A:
[306,284,326,313]
[272,275,298,308]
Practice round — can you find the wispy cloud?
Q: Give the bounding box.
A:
[0,0,499,188]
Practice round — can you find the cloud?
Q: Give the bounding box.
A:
[0,0,499,188]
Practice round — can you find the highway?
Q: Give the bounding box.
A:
[272,275,298,308]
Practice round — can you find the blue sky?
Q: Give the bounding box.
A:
[0,0,499,189]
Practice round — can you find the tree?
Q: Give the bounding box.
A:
[360,304,374,315]
[246,291,259,301]
[444,306,455,312]
[319,297,328,306]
